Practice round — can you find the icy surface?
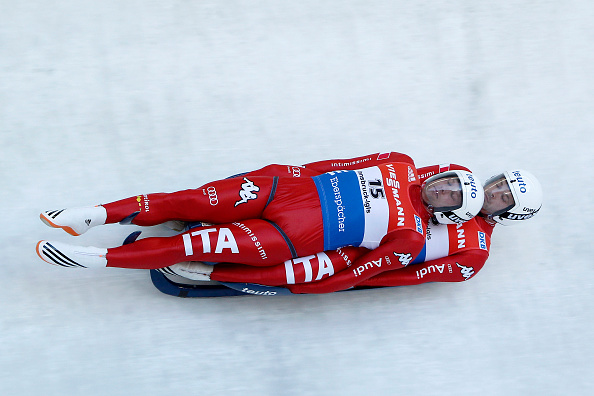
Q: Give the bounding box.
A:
[1,1,593,395]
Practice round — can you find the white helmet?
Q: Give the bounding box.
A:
[422,170,484,225]
[481,169,542,226]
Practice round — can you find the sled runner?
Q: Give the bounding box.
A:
[150,270,294,298]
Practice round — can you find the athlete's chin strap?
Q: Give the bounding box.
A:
[424,204,441,225]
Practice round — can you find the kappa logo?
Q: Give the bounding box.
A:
[235,177,260,206]
[456,262,475,280]
[393,252,413,266]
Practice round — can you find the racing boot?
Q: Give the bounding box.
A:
[36,240,108,268]
[40,206,107,236]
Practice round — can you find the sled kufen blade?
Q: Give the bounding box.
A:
[150,270,248,297]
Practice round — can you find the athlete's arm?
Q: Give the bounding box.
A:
[243,164,321,178]
[303,152,414,173]
[235,155,471,182]
[236,153,416,179]
[241,162,471,181]
[286,229,425,294]
[355,249,488,288]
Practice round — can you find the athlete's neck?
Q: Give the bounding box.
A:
[410,184,431,224]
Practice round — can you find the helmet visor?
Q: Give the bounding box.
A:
[421,174,463,212]
[481,174,516,216]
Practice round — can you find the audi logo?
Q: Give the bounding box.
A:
[207,186,219,206]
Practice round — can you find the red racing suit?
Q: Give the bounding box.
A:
[357,216,493,288]
[206,158,495,292]
[102,153,430,292]
[359,163,494,288]
[208,217,494,290]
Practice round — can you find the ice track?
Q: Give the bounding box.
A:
[1,1,593,395]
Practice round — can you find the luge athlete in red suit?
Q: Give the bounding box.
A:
[37,153,484,293]
[154,159,542,292]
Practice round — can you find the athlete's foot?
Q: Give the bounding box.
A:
[40,206,107,236]
[36,240,108,268]
[157,262,214,281]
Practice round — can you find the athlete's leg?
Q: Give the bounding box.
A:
[261,178,325,256]
[106,219,294,269]
[209,246,368,286]
[104,176,275,225]
[41,176,277,235]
